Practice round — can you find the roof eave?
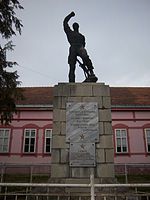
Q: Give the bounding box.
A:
[111,105,150,111]
[16,104,53,111]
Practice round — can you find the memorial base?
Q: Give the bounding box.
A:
[51,83,115,184]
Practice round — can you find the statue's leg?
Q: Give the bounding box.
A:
[78,48,94,76]
[68,64,76,82]
[68,47,77,82]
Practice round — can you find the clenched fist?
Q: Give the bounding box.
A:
[70,11,75,17]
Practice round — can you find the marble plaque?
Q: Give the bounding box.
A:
[66,102,99,142]
[70,143,95,167]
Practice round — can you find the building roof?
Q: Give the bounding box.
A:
[16,87,53,106]
[110,87,150,107]
[16,86,150,107]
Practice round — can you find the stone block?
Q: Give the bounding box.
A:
[96,135,114,149]
[60,122,66,135]
[61,97,67,109]
[99,122,104,135]
[53,109,66,122]
[104,122,113,135]
[53,109,59,122]
[60,149,69,163]
[62,84,71,96]
[54,83,71,97]
[102,96,111,109]
[105,149,114,163]
[92,85,110,97]
[52,135,69,149]
[99,109,112,122]
[70,167,95,178]
[70,84,93,97]
[59,109,66,122]
[64,178,102,184]
[64,178,90,184]
[51,164,69,178]
[67,96,82,102]
[53,85,62,97]
[51,149,60,163]
[53,122,61,135]
[53,96,62,109]
[96,164,115,178]
[96,149,105,163]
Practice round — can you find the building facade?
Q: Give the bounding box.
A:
[111,87,150,164]
[0,86,150,173]
[0,87,53,174]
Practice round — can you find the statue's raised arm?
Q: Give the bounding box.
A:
[63,12,75,33]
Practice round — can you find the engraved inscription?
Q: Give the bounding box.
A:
[66,102,99,142]
[70,143,95,166]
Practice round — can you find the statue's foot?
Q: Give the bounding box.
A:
[83,74,98,83]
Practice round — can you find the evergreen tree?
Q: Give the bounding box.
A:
[0,0,23,124]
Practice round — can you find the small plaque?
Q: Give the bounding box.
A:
[70,143,95,167]
[66,102,99,142]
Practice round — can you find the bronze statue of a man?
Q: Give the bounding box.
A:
[63,12,97,83]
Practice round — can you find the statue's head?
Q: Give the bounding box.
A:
[73,22,79,31]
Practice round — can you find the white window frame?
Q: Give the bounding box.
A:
[44,129,52,154]
[0,129,11,153]
[23,129,36,153]
[145,128,150,153]
[115,128,128,153]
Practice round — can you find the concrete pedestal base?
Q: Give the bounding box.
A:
[51,83,115,184]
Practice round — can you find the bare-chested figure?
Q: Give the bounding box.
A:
[63,11,96,82]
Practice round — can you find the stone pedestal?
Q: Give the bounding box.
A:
[51,83,114,183]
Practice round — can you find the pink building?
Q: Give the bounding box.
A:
[0,86,150,173]
[111,87,150,165]
[0,87,53,174]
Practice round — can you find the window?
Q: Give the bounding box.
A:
[145,128,150,153]
[115,129,128,153]
[23,129,36,153]
[44,129,52,153]
[0,129,10,153]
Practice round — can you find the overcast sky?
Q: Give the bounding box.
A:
[7,0,150,87]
